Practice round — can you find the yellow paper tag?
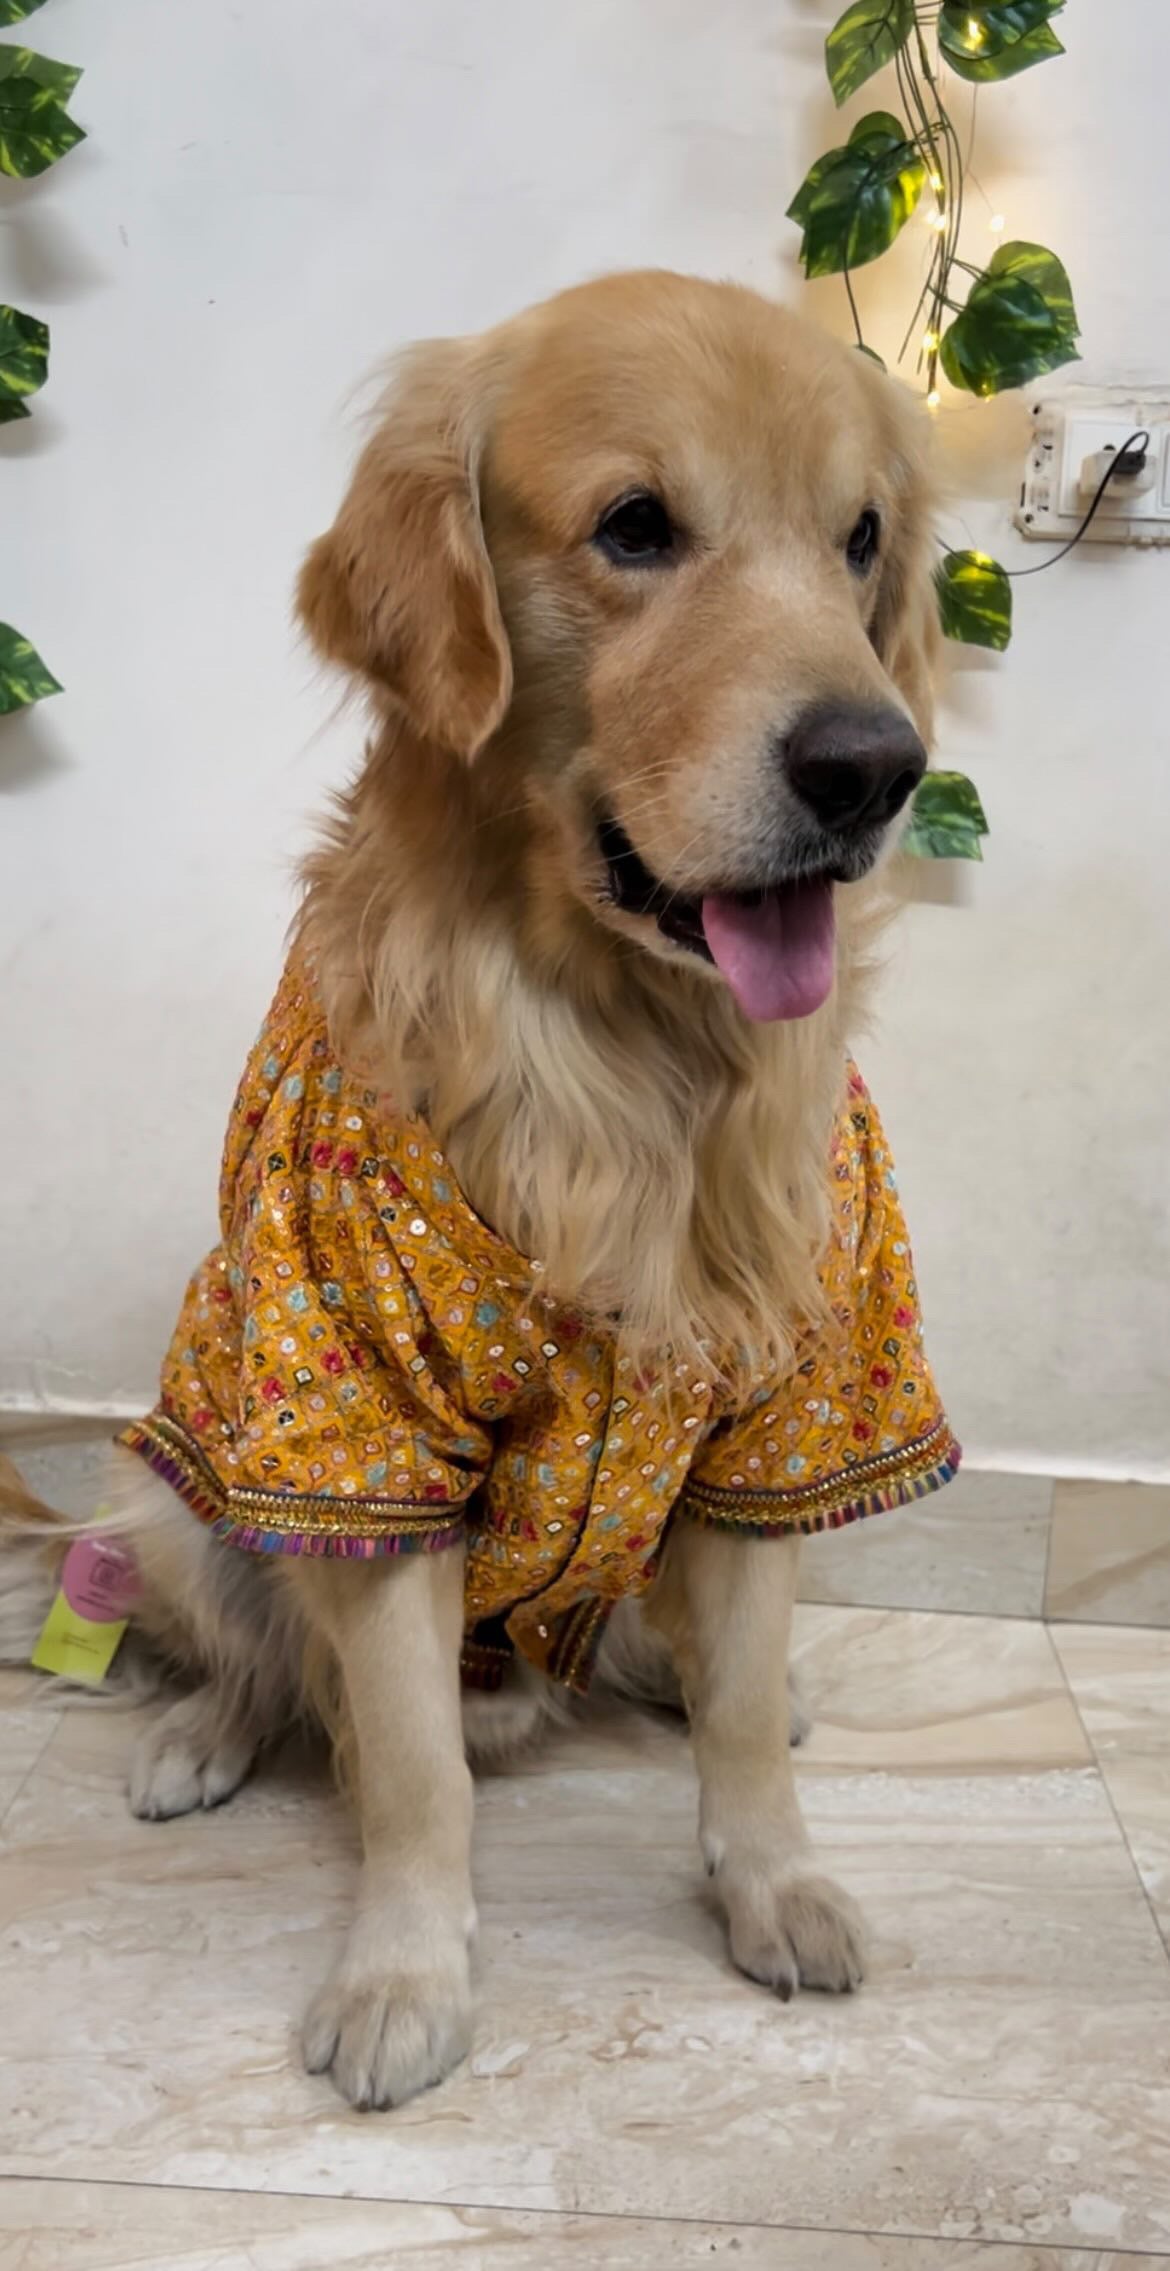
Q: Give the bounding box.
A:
[31,1590,128,1683]
[31,1525,139,1685]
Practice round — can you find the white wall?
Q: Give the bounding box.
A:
[2,0,1168,1476]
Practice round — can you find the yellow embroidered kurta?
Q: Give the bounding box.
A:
[122,956,959,1690]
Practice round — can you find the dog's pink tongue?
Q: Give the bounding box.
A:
[701,881,836,1022]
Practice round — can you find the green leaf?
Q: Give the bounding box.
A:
[986,238,1078,341]
[940,267,1080,396]
[904,773,989,860]
[0,0,49,22]
[787,112,925,279]
[0,46,83,99]
[911,770,989,832]
[0,623,62,714]
[825,0,914,106]
[903,812,985,860]
[0,303,49,423]
[788,110,907,225]
[935,549,1013,649]
[951,0,1064,37]
[939,1,1065,82]
[0,70,85,177]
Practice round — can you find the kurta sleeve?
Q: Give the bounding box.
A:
[119,957,493,1558]
[680,1064,960,1538]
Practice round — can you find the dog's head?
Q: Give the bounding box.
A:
[299,272,938,1024]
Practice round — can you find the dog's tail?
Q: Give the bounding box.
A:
[0,1451,165,1700]
[0,1451,71,1668]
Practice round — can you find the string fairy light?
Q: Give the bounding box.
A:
[787,3,1075,475]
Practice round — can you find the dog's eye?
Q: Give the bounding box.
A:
[846,507,881,575]
[595,490,676,565]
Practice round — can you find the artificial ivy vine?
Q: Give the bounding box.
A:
[0,0,84,715]
[789,0,1079,860]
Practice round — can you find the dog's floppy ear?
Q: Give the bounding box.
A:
[297,340,512,760]
[868,393,940,749]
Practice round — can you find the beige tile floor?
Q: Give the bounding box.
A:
[1055,1623,1170,1948]
[799,1465,1056,1620]
[2,1603,1169,2270]
[1047,1485,1170,1629]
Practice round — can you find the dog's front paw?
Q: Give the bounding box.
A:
[303,1931,472,2110]
[130,1688,257,1821]
[717,1858,866,1999]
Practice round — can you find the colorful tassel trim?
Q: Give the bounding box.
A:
[117,1415,467,1559]
[683,1425,962,1539]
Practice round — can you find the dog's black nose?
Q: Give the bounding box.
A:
[782,701,927,831]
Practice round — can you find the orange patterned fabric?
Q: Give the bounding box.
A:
[122,954,959,1690]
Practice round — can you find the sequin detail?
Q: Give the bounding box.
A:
[121,955,960,1690]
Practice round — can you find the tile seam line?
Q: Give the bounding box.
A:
[0,2170,1154,2258]
[1049,1624,1170,1964]
[0,1712,62,1839]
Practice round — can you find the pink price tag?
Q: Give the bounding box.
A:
[60,1537,141,1623]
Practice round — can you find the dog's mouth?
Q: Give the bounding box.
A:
[597,814,872,1023]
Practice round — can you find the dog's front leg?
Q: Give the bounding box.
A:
[653,1523,865,1999]
[294,1545,475,2109]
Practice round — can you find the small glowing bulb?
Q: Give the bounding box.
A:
[929,171,944,193]
[927,388,941,412]
[966,14,985,43]
[928,210,948,232]
[923,329,940,353]
[989,212,1005,232]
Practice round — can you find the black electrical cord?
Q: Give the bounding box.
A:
[1007,428,1151,579]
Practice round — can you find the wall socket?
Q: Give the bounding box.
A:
[1017,387,1170,546]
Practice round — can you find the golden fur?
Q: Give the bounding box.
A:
[0,272,939,2113]
[297,271,937,1380]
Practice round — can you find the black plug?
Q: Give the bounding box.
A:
[1108,441,1149,478]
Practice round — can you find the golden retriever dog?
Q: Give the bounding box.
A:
[2,270,951,2113]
